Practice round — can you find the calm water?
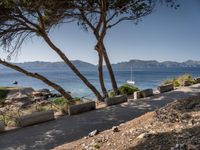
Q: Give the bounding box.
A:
[0,67,200,98]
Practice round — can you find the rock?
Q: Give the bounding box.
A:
[180,113,191,120]
[51,93,62,98]
[32,91,44,97]
[107,143,111,146]
[15,101,31,108]
[137,133,147,139]
[11,95,30,102]
[4,99,12,104]
[88,129,99,137]
[112,126,119,132]
[54,111,65,117]
[6,87,34,98]
[38,89,50,94]
[175,144,180,148]
[37,100,50,106]
[188,119,195,126]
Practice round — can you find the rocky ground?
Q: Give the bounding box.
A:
[54,96,200,150]
[0,87,63,110]
[0,87,66,127]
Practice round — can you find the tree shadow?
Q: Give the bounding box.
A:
[0,85,200,149]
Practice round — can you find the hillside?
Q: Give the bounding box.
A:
[55,96,200,150]
[1,59,200,71]
[112,59,200,70]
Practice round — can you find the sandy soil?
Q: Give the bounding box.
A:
[54,96,200,150]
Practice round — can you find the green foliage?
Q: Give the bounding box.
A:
[109,84,139,97]
[163,74,196,87]
[52,97,67,105]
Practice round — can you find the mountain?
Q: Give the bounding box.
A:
[13,60,96,71]
[112,59,200,70]
[1,59,200,71]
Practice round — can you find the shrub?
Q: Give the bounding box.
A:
[163,74,196,87]
[109,84,139,97]
[52,97,67,105]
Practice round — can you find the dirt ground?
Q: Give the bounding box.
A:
[54,96,200,150]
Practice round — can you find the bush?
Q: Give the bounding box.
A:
[109,84,139,97]
[52,97,67,105]
[163,74,196,87]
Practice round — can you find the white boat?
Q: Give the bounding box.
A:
[126,66,135,85]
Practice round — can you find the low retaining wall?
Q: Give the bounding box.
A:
[0,121,5,132]
[68,101,96,116]
[134,89,154,99]
[141,89,153,98]
[18,110,55,127]
[158,84,174,93]
[134,91,142,99]
[105,95,127,106]
[195,77,200,83]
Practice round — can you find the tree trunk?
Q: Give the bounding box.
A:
[0,59,73,103]
[41,33,104,102]
[95,45,108,98]
[99,42,118,94]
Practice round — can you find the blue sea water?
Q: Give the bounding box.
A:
[0,67,200,98]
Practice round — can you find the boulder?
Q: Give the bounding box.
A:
[32,91,44,97]
[68,101,96,115]
[140,89,153,98]
[112,126,119,132]
[105,95,127,106]
[0,121,5,133]
[6,87,34,99]
[158,84,174,93]
[38,89,50,94]
[88,129,99,137]
[18,110,55,127]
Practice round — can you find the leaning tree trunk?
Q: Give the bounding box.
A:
[95,45,108,98]
[99,42,118,94]
[0,59,73,103]
[41,33,104,102]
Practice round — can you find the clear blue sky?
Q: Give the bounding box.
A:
[1,0,200,64]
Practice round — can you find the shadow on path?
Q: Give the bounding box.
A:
[0,85,200,150]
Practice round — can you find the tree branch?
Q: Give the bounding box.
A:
[0,59,73,102]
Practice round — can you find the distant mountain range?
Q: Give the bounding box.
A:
[1,59,200,70]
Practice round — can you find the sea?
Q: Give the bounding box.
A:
[0,67,200,98]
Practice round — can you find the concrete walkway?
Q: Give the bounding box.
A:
[0,84,200,150]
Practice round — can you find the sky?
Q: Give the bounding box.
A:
[1,0,200,65]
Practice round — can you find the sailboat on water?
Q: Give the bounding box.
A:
[126,66,135,85]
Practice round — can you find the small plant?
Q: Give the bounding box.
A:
[52,97,67,105]
[163,74,196,87]
[109,84,139,97]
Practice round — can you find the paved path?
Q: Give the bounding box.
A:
[0,84,200,150]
